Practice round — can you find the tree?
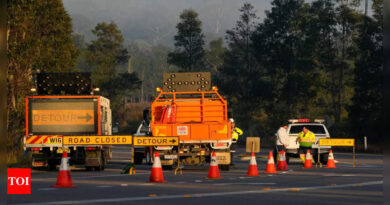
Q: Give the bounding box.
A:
[86,22,129,86]
[205,38,225,74]
[350,0,383,142]
[167,9,205,71]
[225,2,258,72]
[7,0,79,155]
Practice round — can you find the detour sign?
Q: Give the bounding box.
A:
[319,138,355,146]
[63,136,132,145]
[32,110,94,125]
[133,136,179,146]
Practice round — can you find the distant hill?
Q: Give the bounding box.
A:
[63,0,271,46]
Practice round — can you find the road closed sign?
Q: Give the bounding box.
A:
[63,136,133,145]
[133,136,179,146]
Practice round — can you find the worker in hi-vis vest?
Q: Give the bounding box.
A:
[230,118,243,165]
[296,126,316,163]
[231,120,243,143]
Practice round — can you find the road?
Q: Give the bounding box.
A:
[8,146,383,205]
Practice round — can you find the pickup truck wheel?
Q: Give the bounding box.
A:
[220,165,230,171]
[134,152,144,164]
[320,153,329,164]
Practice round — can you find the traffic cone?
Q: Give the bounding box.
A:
[264,151,277,174]
[52,151,76,188]
[325,150,336,168]
[149,152,166,183]
[277,150,288,171]
[207,151,221,179]
[303,150,313,169]
[246,152,259,176]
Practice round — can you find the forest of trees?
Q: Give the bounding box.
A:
[6,0,383,160]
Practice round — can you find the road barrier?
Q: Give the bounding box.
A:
[318,138,356,168]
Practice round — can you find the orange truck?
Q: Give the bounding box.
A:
[134,72,233,170]
[23,73,112,171]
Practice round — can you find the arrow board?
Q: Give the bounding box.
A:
[133,136,179,146]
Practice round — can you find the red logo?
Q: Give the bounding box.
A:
[7,168,31,194]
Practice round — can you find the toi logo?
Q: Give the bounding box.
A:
[7,168,31,194]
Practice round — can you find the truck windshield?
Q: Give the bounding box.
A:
[289,125,326,134]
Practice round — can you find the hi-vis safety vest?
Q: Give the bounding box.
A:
[297,131,316,147]
[232,127,243,141]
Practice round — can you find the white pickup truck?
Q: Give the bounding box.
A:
[274,119,331,164]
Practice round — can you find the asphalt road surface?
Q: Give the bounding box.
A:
[8,146,383,205]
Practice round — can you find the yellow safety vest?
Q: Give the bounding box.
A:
[232,127,243,141]
[297,131,316,147]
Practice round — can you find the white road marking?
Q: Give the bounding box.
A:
[19,181,382,205]
[140,183,154,186]
[195,180,202,183]
[213,182,276,186]
[38,173,149,180]
[120,184,128,186]
[38,188,57,191]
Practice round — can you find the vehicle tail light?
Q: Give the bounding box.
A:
[31,148,40,151]
[86,147,96,151]
[216,143,226,147]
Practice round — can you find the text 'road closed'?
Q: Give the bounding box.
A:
[133,137,179,146]
[63,136,133,145]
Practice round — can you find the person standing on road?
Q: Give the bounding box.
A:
[230,118,243,165]
[296,126,316,163]
[275,125,289,161]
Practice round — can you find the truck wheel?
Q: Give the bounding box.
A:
[320,153,329,164]
[134,152,144,164]
[86,167,93,171]
[220,165,230,171]
[162,165,173,170]
[47,161,56,171]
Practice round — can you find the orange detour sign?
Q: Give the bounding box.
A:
[32,110,94,125]
[52,151,76,188]
[325,150,336,168]
[207,151,221,179]
[149,152,166,183]
[264,151,277,174]
[303,150,313,169]
[277,150,288,171]
[246,152,259,176]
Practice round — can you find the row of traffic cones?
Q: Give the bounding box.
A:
[51,149,337,188]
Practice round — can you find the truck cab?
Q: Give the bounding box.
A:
[275,119,331,164]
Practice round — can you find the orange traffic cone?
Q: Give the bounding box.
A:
[149,152,166,183]
[246,152,259,176]
[303,150,313,169]
[325,150,336,168]
[264,151,277,174]
[277,150,288,171]
[52,151,76,188]
[207,151,221,179]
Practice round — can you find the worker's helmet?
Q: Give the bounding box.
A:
[229,118,234,123]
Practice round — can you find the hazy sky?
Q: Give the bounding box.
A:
[63,0,372,46]
[63,0,272,45]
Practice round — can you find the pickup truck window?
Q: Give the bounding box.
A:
[289,125,326,134]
